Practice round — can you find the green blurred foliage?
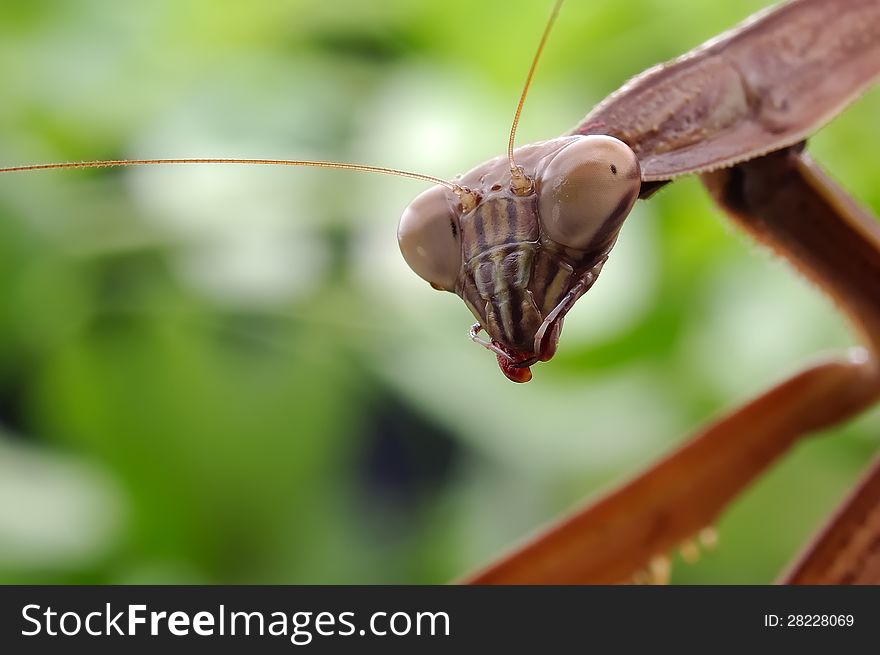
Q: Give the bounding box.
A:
[0,0,878,584]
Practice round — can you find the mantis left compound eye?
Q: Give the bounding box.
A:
[537,135,641,252]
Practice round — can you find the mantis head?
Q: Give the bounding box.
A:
[397,134,640,382]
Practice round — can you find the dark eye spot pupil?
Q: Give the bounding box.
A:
[610,164,618,175]
[450,220,458,238]
[490,184,502,191]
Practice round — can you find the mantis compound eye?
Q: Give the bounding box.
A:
[537,135,641,251]
[397,185,462,291]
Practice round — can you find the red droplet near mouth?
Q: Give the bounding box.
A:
[497,354,532,383]
[483,316,564,383]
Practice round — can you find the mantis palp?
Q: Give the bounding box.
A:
[1,0,879,583]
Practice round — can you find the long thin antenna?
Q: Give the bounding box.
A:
[0,158,449,189]
[0,158,479,209]
[507,0,564,195]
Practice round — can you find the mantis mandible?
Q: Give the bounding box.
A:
[2,0,879,583]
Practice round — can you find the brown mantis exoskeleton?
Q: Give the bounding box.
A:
[1,0,878,583]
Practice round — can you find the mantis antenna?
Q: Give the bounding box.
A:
[0,0,571,210]
[508,0,565,196]
[0,159,480,211]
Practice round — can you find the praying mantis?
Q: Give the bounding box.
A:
[1,0,879,583]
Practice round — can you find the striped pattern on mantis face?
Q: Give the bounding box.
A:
[398,136,640,382]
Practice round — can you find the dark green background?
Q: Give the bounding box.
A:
[0,0,877,583]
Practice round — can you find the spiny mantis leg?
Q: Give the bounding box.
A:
[462,146,880,584]
[705,146,880,584]
[463,355,878,584]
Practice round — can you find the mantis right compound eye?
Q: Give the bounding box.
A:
[397,185,463,293]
